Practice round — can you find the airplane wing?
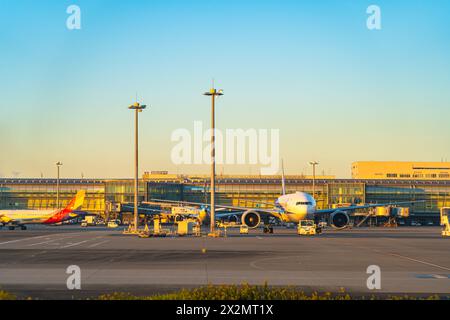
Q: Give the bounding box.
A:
[120,204,170,215]
[151,198,423,221]
[228,199,276,208]
[151,199,277,216]
[315,201,425,215]
[71,210,90,216]
[151,199,282,220]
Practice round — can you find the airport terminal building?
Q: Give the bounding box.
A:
[352,161,450,180]
[1,171,449,224]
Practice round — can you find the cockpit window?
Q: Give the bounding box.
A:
[296,201,312,206]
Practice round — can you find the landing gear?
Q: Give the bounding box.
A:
[5,225,27,230]
[263,225,274,234]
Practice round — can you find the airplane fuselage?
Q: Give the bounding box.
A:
[0,209,66,225]
[0,190,86,227]
[276,192,317,223]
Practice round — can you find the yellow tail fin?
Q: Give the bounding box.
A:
[66,190,86,211]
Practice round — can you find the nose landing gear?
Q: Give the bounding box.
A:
[263,225,274,234]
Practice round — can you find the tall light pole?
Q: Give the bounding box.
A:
[56,162,63,209]
[204,87,223,235]
[128,102,147,232]
[309,161,319,199]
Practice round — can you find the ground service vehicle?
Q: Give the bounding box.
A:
[81,215,96,227]
[298,220,318,236]
[441,208,450,237]
[107,219,120,228]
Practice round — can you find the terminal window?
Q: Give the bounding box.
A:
[386,173,398,178]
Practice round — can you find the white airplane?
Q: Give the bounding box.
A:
[0,190,86,230]
[152,172,421,230]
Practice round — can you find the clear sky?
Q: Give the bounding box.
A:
[1,0,449,179]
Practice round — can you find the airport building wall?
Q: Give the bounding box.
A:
[104,179,147,204]
[0,179,105,213]
[352,161,450,180]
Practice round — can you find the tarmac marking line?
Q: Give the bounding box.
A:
[0,235,49,246]
[25,236,77,247]
[249,256,301,271]
[0,231,90,247]
[415,274,450,279]
[26,240,62,247]
[60,240,91,248]
[389,253,450,272]
[88,240,110,248]
[29,250,48,258]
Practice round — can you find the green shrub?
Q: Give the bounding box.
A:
[97,284,447,300]
[0,290,16,300]
[99,283,357,300]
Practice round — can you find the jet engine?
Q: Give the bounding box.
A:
[241,210,261,229]
[330,211,350,229]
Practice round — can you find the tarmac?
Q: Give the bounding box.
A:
[0,225,449,299]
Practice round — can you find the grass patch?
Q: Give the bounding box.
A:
[96,283,443,300]
[0,290,17,300]
[0,284,445,300]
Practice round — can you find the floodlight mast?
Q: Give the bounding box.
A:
[309,161,319,199]
[128,102,147,232]
[56,162,63,209]
[203,88,223,236]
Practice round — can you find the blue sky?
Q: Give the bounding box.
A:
[0,0,449,178]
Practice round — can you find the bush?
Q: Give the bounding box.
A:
[98,284,446,300]
[0,290,16,300]
[99,283,353,300]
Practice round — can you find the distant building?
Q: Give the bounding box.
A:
[352,161,450,180]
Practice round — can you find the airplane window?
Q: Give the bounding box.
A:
[296,202,312,206]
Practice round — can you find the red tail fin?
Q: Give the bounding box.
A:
[43,190,86,224]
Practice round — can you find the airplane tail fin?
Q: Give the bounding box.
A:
[281,159,286,195]
[64,190,86,212]
[44,190,86,224]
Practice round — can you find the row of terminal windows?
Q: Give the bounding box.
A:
[412,167,450,170]
[386,173,450,178]
[387,173,398,178]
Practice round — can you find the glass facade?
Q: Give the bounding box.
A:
[328,183,365,206]
[366,183,450,217]
[105,180,146,204]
